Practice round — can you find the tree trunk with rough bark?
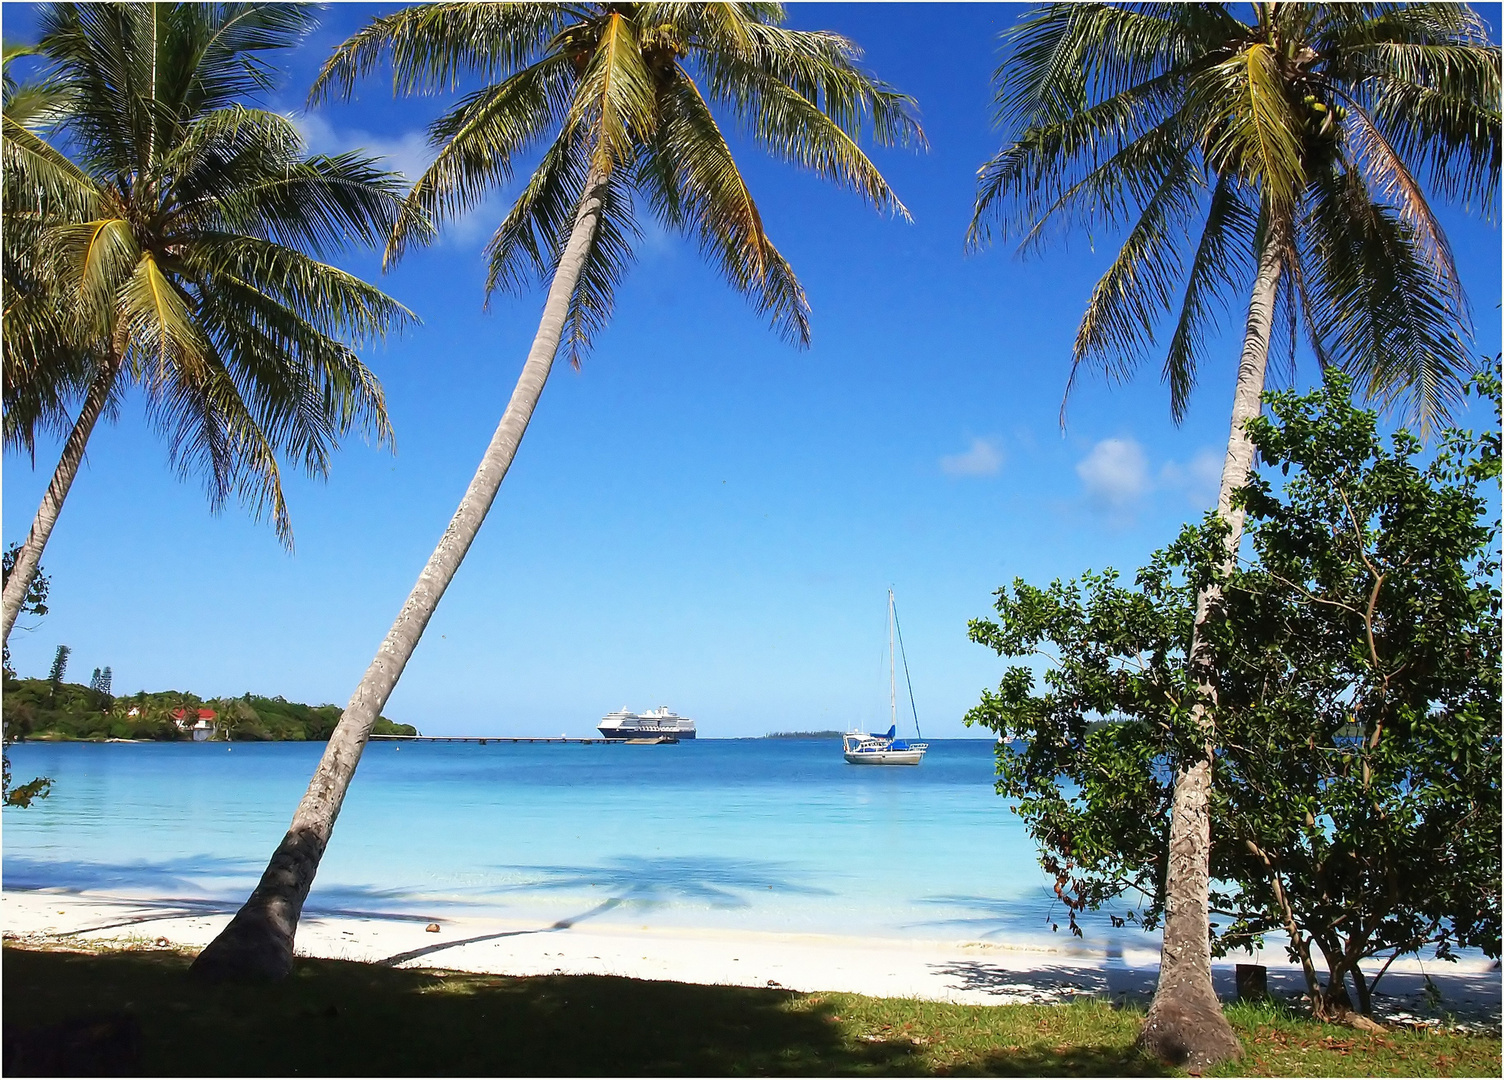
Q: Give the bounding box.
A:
[1139,223,1285,1070]
[189,170,610,982]
[1,354,119,646]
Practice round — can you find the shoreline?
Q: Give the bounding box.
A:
[4,888,1498,1029]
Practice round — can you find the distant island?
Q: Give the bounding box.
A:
[762,730,844,739]
[1,677,416,743]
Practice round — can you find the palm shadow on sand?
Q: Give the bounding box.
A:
[376,855,832,967]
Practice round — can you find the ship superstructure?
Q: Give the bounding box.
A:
[598,706,696,740]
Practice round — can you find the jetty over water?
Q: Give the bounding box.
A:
[369,734,614,745]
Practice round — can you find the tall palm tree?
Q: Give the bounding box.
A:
[191,1,923,981]
[1,2,415,645]
[970,2,1498,1066]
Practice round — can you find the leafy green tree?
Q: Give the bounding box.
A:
[0,2,415,647]
[966,371,1501,1025]
[969,4,1499,1064]
[194,1,923,981]
[1,543,50,680]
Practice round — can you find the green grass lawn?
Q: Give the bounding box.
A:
[2,943,1498,1076]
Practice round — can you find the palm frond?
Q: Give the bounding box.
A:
[642,67,810,346]
[386,53,574,265]
[49,215,139,330]
[210,149,415,259]
[194,271,395,456]
[1367,73,1501,219]
[1064,150,1204,416]
[1161,174,1258,423]
[182,232,415,349]
[1319,6,1499,217]
[1299,162,1472,429]
[706,66,912,219]
[118,250,208,387]
[309,1,571,102]
[567,11,656,175]
[184,3,318,111]
[1,113,100,218]
[482,125,587,297]
[696,20,924,153]
[1335,93,1464,305]
[1189,42,1305,213]
[969,68,1189,251]
[558,166,640,368]
[142,342,295,545]
[994,3,1236,131]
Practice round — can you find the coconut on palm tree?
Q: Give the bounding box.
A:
[1,2,415,645]
[191,1,924,981]
[970,2,1498,1066]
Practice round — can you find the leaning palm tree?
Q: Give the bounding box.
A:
[191,1,923,981]
[970,2,1498,1067]
[1,2,415,645]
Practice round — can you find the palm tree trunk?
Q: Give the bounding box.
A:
[1139,222,1285,1069]
[190,169,610,981]
[1,354,118,646]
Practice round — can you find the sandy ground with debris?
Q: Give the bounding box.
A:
[3,888,1498,1029]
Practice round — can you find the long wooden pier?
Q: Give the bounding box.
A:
[369,734,614,745]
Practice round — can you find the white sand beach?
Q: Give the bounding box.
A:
[4,888,1498,1030]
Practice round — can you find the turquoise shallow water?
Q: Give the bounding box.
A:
[2,739,1127,949]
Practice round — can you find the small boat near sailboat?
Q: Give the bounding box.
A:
[844,589,929,766]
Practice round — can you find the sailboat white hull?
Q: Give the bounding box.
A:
[843,746,926,765]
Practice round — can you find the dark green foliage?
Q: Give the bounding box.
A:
[1,543,49,633]
[1,545,52,803]
[1,741,51,807]
[966,372,1501,1016]
[86,664,111,710]
[0,680,415,742]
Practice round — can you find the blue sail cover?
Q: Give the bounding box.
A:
[884,725,896,740]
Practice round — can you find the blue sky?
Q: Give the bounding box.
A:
[3,3,1500,737]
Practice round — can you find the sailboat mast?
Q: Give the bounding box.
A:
[888,588,897,731]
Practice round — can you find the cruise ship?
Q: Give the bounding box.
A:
[598,706,696,740]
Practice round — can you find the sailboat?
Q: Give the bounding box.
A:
[843,589,930,765]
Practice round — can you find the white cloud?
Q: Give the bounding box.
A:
[295,113,433,184]
[1160,448,1223,508]
[940,437,1004,478]
[1076,437,1150,509]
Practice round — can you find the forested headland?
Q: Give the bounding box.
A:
[1,677,416,742]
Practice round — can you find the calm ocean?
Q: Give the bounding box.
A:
[2,739,1129,950]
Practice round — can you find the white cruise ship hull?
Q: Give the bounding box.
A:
[598,707,696,741]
